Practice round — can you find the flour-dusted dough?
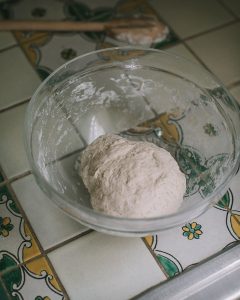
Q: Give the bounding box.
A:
[78,134,186,218]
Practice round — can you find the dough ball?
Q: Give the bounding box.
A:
[78,134,186,218]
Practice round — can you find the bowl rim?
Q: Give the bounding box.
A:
[24,46,240,234]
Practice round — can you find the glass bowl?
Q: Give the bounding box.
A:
[25,47,240,236]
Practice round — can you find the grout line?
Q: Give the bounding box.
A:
[0,251,70,299]
[0,43,18,54]
[0,98,30,114]
[43,253,70,299]
[17,38,44,81]
[153,13,211,72]
[60,105,87,146]
[6,182,46,255]
[183,19,239,42]
[181,42,213,72]
[218,0,240,20]
[141,238,169,280]
[46,146,85,167]
[8,170,32,184]
[5,182,70,297]
[227,80,240,90]
[0,171,32,188]
[45,229,94,254]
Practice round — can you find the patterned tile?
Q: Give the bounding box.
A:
[19,0,178,80]
[12,175,88,250]
[150,0,233,38]
[49,232,166,300]
[8,0,65,20]
[230,84,240,103]
[187,23,240,86]
[0,183,65,298]
[0,256,64,299]
[221,0,240,17]
[0,103,30,178]
[0,32,16,51]
[145,173,240,277]
[0,46,40,110]
[0,184,40,268]
[4,0,66,44]
[63,0,178,48]
[20,33,95,79]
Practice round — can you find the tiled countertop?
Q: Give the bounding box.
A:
[0,0,240,299]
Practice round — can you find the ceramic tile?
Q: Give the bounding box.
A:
[8,0,66,44]
[0,32,16,51]
[166,43,201,64]
[49,232,166,300]
[150,0,233,38]
[12,175,88,250]
[146,199,235,276]
[0,46,40,110]
[63,0,178,49]
[0,257,64,299]
[221,0,240,17]
[187,23,240,86]
[230,84,240,103]
[229,210,240,241]
[227,168,240,212]
[0,103,30,178]
[9,0,65,20]
[21,33,95,79]
[0,184,41,269]
[20,0,178,80]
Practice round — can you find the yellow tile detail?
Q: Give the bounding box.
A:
[231,214,240,239]
[19,34,52,66]
[13,31,48,44]
[25,257,61,293]
[140,113,181,143]
[145,235,153,247]
[22,223,41,262]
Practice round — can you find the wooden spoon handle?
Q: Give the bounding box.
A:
[0,20,106,31]
[0,19,154,32]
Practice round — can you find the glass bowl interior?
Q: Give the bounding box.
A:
[25,47,240,236]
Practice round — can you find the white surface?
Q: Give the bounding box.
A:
[167,44,201,65]
[187,23,240,86]
[12,175,88,250]
[153,206,235,270]
[221,0,240,17]
[0,47,40,110]
[10,0,65,20]
[49,232,166,300]
[0,103,30,177]
[0,32,16,50]
[150,0,233,38]
[37,34,95,72]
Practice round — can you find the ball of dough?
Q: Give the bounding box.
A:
[78,134,186,218]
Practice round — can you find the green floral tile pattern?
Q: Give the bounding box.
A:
[0,185,64,299]
[14,0,179,80]
[182,222,203,240]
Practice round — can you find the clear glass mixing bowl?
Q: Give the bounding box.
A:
[25,47,240,236]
